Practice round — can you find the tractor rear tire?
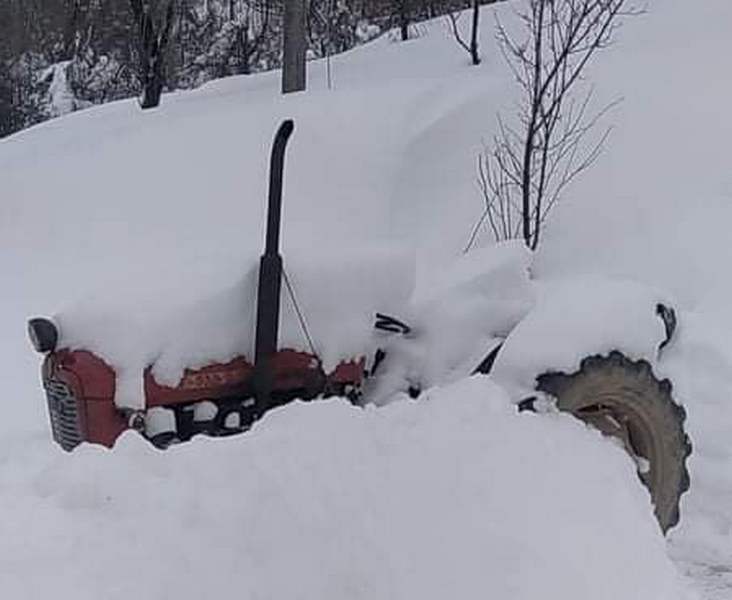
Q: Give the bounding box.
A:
[536,351,691,533]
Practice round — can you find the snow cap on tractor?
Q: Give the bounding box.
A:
[27,119,366,451]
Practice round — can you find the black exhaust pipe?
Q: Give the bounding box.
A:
[255,119,295,366]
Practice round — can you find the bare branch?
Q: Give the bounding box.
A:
[447,11,472,55]
[471,0,637,249]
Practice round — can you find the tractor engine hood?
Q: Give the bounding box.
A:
[49,243,415,411]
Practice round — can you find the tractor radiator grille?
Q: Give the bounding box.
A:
[44,379,82,452]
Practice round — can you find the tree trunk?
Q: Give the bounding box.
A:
[399,0,409,41]
[240,25,251,76]
[470,0,480,66]
[282,0,307,94]
[139,56,164,109]
[129,0,174,110]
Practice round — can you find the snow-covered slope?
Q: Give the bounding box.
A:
[1,0,731,597]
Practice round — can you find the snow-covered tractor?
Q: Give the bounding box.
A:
[28,121,690,533]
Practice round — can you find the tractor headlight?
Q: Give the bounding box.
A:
[28,318,59,354]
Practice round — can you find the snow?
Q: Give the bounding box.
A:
[372,240,534,399]
[144,407,176,438]
[193,400,218,422]
[56,242,414,409]
[1,0,732,597]
[659,314,732,599]
[41,61,77,117]
[491,277,671,399]
[0,379,694,600]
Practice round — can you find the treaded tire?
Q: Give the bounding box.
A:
[536,351,691,534]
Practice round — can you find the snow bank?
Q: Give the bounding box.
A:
[657,311,732,598]
[491,277,670,399]
[0,378,692,600]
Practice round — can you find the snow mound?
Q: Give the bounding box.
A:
[369,241,534,402]
[0,378,692,600]
[491,277,671,399]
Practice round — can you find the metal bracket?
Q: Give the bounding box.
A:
[656,303,677,351]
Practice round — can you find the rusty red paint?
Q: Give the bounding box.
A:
[145,357,255,408]
[47,350,125,448]
[85,398,127,447]
[56,350,115,399]
[328,357,366,385]
[43,347,365,450]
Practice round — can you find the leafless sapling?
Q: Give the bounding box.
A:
[468,0,640,252]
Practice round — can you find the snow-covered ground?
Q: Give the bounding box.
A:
[0,379,692,600]
[2,0,731,597]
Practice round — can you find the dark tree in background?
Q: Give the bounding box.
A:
[282,0,307,93]
[0,2,14,136]
[397,0,409,41]
[129,0,176,108]
[0,0,492,136]
[0,0,137,134]
[447,0,482,65]
[230,0,273,75]
[177,0,275,85]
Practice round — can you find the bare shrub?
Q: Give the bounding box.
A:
[467,0,641,252]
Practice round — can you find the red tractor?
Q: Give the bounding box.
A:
[28,121,366,451]
[28,121,691,534]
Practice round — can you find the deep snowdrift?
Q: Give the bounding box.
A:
[2,0,732,597]
[0,379,691,600]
